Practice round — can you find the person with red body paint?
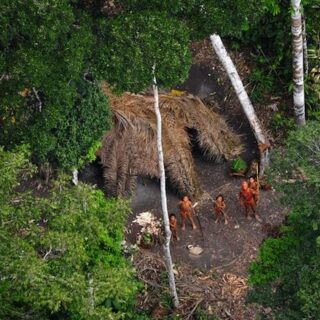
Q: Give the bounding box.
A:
[239,181,262,222]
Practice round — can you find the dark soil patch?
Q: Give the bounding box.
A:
[129,157,284,275]
[79,159,105,190]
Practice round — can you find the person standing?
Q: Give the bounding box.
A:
[214,194,228,224]
[239,181,262,222]
[169,214,179,240]
[178,196,197,230]
[248,176,259,203]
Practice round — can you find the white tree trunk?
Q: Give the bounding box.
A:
[210,34,270,175]
[291,0,306,125]
[72,169,79,185]
[302,15,309,76]
[152,66,179,308]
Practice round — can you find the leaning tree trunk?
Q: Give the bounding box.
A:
[210,34,270,175]
[291,0,306,125]
[152,66,179,308]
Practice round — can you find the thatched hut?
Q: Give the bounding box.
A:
[99,85,242,199]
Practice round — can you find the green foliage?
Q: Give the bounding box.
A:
[248,122,320,319]
[78,140,103,168]
[230,157,248,173]
[1,81,111,169]
[95,12,192,93]
[119,0,197,15]
[0,1,112,169]
[306,46,320,115]
[142,233,153,245]
[186,0,267,40]
[0,145,33,200]
[0,0,94,108]
[247,65,276,102]
[270,111,294,133]
[120,0,269,40]
[0,148,143,319]
[242,0,292,102]
[243,0,320,105]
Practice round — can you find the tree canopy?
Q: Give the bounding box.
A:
[248,122,320,319]
[95,12,192,93]
[0,0,111,169]
[0,146,142,319]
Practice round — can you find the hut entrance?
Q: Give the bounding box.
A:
[187,127,211,162]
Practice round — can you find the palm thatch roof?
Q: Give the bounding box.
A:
[99,85,242,199]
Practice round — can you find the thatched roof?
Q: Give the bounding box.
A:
[99,85,242,199]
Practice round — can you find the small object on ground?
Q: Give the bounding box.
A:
[261,183,272,191]
[192,202,199,208]
[266,102,279,112]
[187,245,204,255]
[259,176,272,190]
[140,232,154,249]
[234,224,240,229]
[230,157,248,177]
[170,89,186,96]
[173,268,179,275]
[133,211,162,246]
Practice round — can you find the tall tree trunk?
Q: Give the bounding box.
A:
[152,66,179,308]
[291,0,306,125]
[302,15,309,76]
[210,34,270,175]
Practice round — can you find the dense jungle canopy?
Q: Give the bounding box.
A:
[0,0,320,319]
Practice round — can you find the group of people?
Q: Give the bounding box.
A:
[169,176,261,240]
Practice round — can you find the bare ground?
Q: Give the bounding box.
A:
[128,155,284,319]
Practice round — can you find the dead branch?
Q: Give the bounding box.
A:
[185,298,204,320]
[43,246,52,260]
